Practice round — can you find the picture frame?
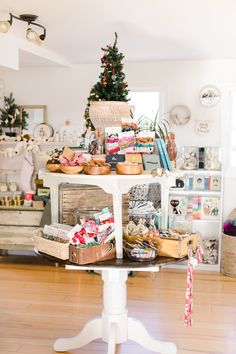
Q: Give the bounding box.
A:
[209,175,221,191]
[19,104,48,134]
[193,175,205,191]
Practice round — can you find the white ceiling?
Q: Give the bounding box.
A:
[1,0,236,67]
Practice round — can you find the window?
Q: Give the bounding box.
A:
[230,91,236,168]
[128,91,159,122]
[223,84,236,175]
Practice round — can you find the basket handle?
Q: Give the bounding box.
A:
[187,239,193,249]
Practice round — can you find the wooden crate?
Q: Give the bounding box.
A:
[157,233,200,258]
[0,206,44,250]
[69,243,116,265]
[59,183,129,225]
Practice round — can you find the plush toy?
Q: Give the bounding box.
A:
[223,220,236,236]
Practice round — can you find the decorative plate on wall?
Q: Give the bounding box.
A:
[169,105,191,126]
[33,123,53,140]
[200,86,221,107]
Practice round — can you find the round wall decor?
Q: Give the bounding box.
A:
[33,123,53,140]
[200,86,221,107]
[169,105,191,126]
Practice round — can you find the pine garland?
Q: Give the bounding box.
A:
[84,33,130,130]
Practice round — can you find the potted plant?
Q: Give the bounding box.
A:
[84,33,130,131]
[136,111,171,140]
[0,93,28,136]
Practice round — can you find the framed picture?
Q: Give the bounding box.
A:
[193,175,205,191]
[209,175,221,191]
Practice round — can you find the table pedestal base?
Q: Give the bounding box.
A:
[54,269,177,354]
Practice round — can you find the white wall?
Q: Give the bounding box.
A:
[0,59,236,218]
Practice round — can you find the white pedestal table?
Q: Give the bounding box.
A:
[39,170,179,354]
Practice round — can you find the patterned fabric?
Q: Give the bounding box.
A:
[184,247,203,327]
[129,184,150,201]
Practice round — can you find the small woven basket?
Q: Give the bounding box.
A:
[89,101,130,129]
[34,235,69,260]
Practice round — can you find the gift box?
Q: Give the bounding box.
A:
[142,154,161,170]
[125,153,142,164]
[106,154,125,170]
[69,243,116,265]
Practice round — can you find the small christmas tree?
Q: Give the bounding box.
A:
[85,32,130,130]
[0,93,28,134]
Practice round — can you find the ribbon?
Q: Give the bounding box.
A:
[184,246,203,327]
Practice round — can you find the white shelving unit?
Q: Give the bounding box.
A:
[169,169,223,271]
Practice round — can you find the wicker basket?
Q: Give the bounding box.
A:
[69,243,116,265]
[89,101,130,129]
[221,233,236,277]
[34,235,69,260]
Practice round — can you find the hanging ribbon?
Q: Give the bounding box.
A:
[184,246,203,327]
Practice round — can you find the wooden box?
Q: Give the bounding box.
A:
[157,233,200,258]
[69,243,116,265]
[59,184,129,226]
[0,206,44,251]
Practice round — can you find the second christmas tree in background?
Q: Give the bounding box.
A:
[0,93,28,136]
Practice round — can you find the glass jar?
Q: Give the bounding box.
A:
[73,207,100,225]
[177,146,198,170]
[204,147,221,170]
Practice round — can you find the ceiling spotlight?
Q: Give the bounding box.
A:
[0,12,46,44]
[26,28,40,45]
[0,20,11,33]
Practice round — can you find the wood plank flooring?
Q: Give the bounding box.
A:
[0,254,236,354]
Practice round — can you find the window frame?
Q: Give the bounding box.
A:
[222,83,236,177]
[128,86,167,123]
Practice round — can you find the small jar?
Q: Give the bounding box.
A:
[177,146,198,170]
[204,147,221,170]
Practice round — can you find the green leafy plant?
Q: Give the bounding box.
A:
[136,111,171,139]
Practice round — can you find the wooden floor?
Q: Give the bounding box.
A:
[1,255,236,354]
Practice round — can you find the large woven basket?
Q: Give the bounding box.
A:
[89,101,130,129]
[221,233,236,277]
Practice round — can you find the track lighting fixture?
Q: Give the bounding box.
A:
[0,13,46,44]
